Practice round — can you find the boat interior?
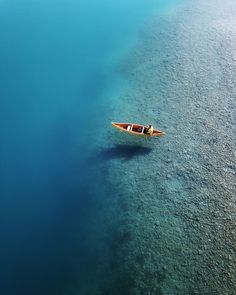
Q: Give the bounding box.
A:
[126,124,146,134]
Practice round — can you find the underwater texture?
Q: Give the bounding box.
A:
[93,0,236,294]
[0,0,236,294]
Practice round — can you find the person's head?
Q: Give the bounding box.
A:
[149,125,151,127]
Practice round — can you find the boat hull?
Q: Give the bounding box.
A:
[111,122,165,137]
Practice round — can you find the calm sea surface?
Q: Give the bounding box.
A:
[2,0,235,294]
[0,0,179,294]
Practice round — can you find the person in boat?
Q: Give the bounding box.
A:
[145,124,154,135]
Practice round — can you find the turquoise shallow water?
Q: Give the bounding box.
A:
[104,0,236,294]
[1,0,236,294]
[0,0,180,294]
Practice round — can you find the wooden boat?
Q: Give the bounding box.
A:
[111,122,165,137]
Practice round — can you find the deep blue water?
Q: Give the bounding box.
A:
[0,0,178,294]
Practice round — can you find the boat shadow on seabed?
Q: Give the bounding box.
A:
[98,144,152,161]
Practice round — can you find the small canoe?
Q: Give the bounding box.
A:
[111,122,165,137]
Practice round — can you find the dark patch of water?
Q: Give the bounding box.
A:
[99,144,152,161]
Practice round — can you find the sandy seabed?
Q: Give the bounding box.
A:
[72,0,236,294]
